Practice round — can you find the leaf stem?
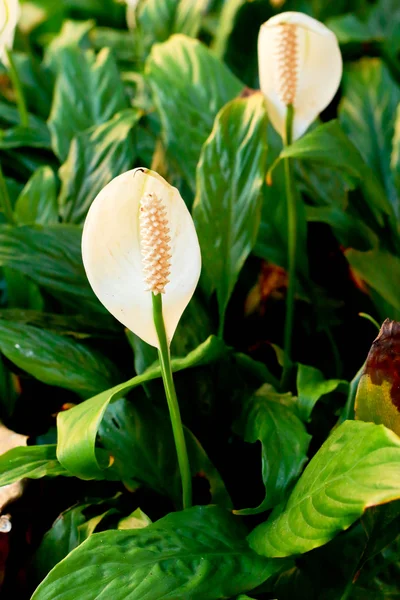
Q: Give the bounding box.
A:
[0,164,16,225]
[5,48,29,128]
[281,104,296,389]
[152,292,192,509]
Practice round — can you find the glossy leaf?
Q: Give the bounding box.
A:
[0,445,69,487]
[249,420,400,558]
[296,364,348,422]
[146,34,243,190]
[0,321,119,397]
[355,319,400,436]
[234,385,310,514]
[345,248,400,315]
[138,0,208,55]
[193,94,268,327]
[0,126,51,150]
[0,225,105,315]
[118,508,152,530]
[32,506,281,600]
[15,166,58,225]
[100,397,231,507]
[49,47,128,160]
[340,59,400,217]
[33,498,120,582]
[56,336,226,479]
[58,109,140,223]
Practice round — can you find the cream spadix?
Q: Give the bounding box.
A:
[258,11,342,141]
[82,168,201,348]
[0,0,20,63]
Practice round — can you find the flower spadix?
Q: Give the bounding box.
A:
[258,11,342,141]
[0,0,19,63]
[82,168,201,348]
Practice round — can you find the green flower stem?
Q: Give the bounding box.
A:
[0,163,16,225]
[5,48,29,128]
[281,104,296,389]
[152,292,192,509]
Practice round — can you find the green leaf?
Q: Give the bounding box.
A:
[43,19,94,73]
[32,504,89,583]
[0,126,51,150]
[100,397,231,507]
[56,336,226,480]
[279,120,394,226]
[31,505,280,600]
[339,59,400,218]
[212,0,246,58]
[296,364,348,422]
[234,384,311,514]
[345,248,400,315]
[248,420,400,558]
[48,47,128,160]
[58,109,140,223]
[15,166,58,225]
[138,0,208,55]
[360,501,400,569]
[0,321,119,397]
[33,497,121,583]
[391,104,400,198]
[193,94,268,328]
[0,445,69,487]
[0,225,105,315]
[118,508,152,530]
[146,34,243,190]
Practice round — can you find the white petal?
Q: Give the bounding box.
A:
[0,0,20,62]
[82,168,201,348]
[258,11,342,140]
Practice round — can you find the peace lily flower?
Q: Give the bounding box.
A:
[258,11,342,141]
[0,0,20,64]
[82,168,201,349]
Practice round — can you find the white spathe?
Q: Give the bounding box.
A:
[82,168,201,348]
[258,11,342,141]
[0,0,20,63]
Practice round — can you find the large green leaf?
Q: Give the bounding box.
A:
[279,120,394,227]
[0,225,104,315]
[33,498,121,583]
[32,506,281,600]
[138,0,208,55]
[345,248,400,315]
[100,397,231,507]
[234,385,310,514]
[56,336,226,479]
[248,420,400,558]
[0,445,69,486]
[193,94,267,329]
[296,364,348,422]
[58,109,140,223]
[146,34,243,190]
[48,47,128,160]
[0,321,119,397]
[15,166,58,225]
[339,59,400,218]
[0,126,51,150]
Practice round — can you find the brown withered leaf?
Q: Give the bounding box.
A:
[355,319,400,435]
[245,261,287,317]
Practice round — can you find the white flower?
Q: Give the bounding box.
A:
[258,11,342,141]
[82,168,201,348]
[0,0,20,63]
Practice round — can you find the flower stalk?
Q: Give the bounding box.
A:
[281,104,295,388]
[152,292,192,509]
[5,48,28,128]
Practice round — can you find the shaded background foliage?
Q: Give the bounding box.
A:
[0,0,400,598]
